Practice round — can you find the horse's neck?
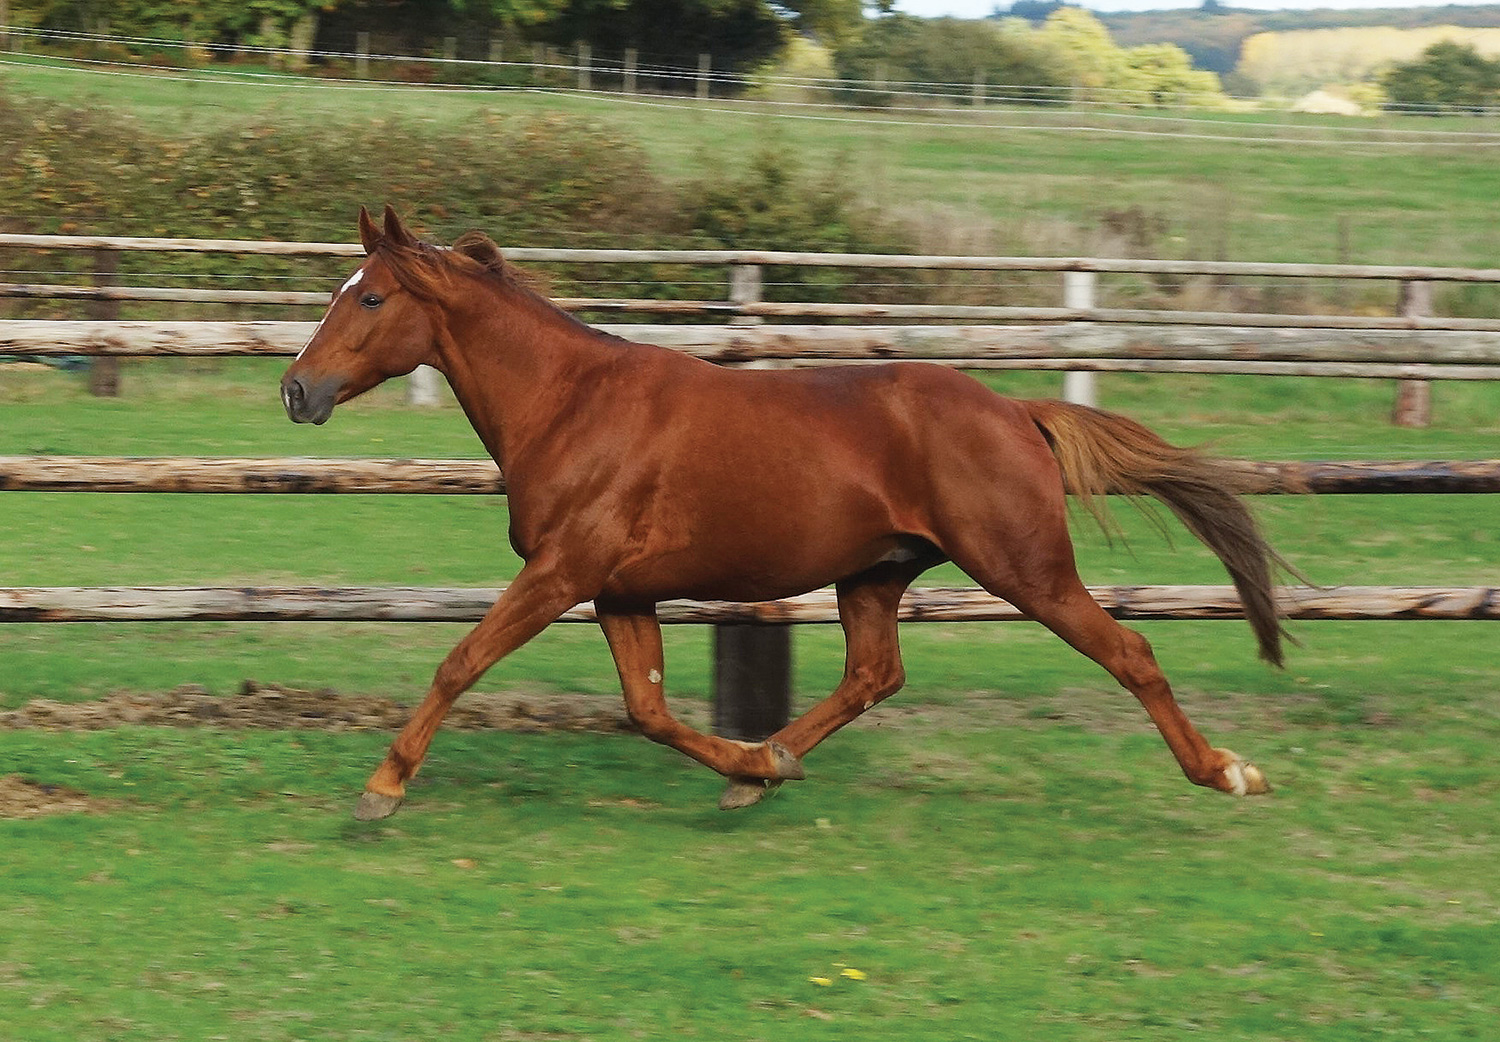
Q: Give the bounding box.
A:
[433,285,614,472]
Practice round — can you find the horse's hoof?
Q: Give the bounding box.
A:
[719,778,782,811]
[354,791,405,821]
[1221,754,1271,796]
[767,741,806,781]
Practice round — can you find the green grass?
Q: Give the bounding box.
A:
[3,716,1498,1041]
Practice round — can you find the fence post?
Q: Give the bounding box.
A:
[711,260,792,740]
[697,53,710,100]
[1393,280,1433,428]
[407,366,442,406]
[1062,269,1097,407]
[712,627,793,741]
[728,264,762,322]
[355,31,370,79]
[86,249,120,398]
[624,47,637,94]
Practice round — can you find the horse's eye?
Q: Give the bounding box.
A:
[360,293,384,309]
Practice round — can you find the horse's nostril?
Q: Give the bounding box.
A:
[281,377,307,418]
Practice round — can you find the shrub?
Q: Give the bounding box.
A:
[1382,40,1500,113]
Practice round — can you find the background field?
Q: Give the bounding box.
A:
[2,63,1498,1042]
[8,54,1500,272]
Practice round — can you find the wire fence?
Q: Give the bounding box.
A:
[6,24,1500,146]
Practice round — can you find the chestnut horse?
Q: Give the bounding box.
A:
[282,206,1285,820]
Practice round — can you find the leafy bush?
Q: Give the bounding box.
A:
[1382,40,1500,113]
[833,15,1069,107]
[0,89,677,244]
[678,140,917,302]
[0,87,916,312]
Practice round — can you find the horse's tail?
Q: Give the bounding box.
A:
[1022,398,1290,667]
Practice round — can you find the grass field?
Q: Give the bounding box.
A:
[7,54,1500,270]
[2,58,1499,1040]
[4,712,1499,1041]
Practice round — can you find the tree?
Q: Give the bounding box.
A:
[1382,40,1500,113]
[780,0,866,49]
[833,15,1070,106]
[532,0,786,72]
[7,0,350,46]
[1036,8,1226,106]
[1123,42,1228,107]
[1037,7,1132,95]
[1005,0,1067,25]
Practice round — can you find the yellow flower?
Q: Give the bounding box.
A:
[809,976,833,987]
[840,968,867,981]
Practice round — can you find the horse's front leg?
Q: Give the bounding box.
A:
[356,558,583,820]
[596,604,805,786]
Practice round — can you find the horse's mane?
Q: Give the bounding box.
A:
[373,229,623,343]
[373,231,524,297]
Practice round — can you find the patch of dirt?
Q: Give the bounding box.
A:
[0,679,1295,740]
[0,680,640,735]
[0,775,115,819]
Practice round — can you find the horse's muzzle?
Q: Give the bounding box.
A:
[280,372,338,425]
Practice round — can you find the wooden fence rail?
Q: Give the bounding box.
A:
[3,456,1499,495]
[3,585,1496,624]
[6,320,1500,379]
[6,233,1500,280]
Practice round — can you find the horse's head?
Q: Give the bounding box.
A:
[280,206,439,425]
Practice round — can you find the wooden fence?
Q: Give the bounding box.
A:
[3,234,1497,737]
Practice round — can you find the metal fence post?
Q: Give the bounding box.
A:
[711,261,792,740]
[406,365,442,406]
[1062,269,1097,407]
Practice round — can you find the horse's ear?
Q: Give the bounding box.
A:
[357,206,381,255]
[452,231,504,273]
[382,205,417,249]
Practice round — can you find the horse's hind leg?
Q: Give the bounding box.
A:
[720,561,920,810]
[947,527,1269,796]
[1023,580,1268,795]
[597,605,807,785]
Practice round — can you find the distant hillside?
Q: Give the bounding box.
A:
[1239,24,1500,95]
[1096,4,1500,78]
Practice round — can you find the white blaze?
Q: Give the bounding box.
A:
[297,267,367,360]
